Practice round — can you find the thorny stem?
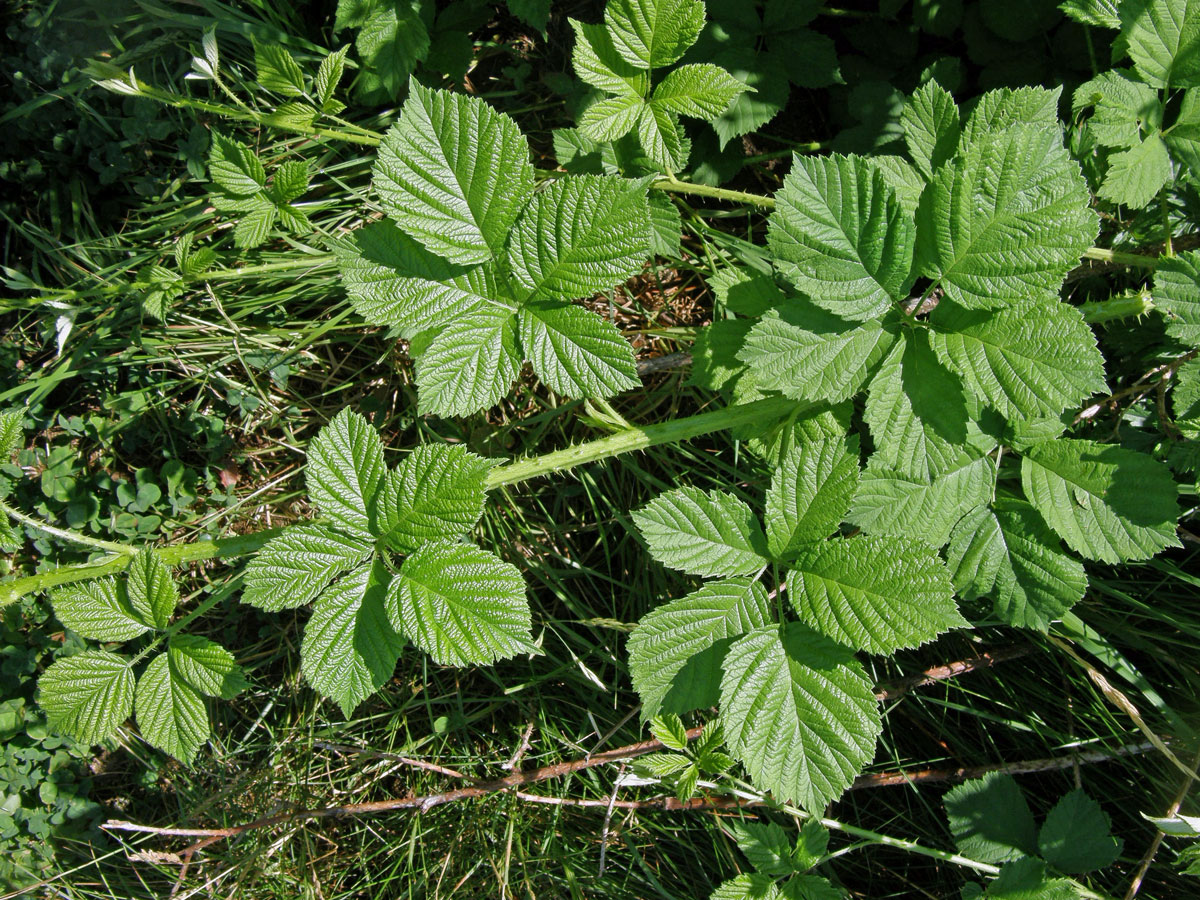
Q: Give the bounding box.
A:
[0,399,797,605]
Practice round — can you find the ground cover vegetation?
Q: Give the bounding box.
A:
[3,0,1200,896]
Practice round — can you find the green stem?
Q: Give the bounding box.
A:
[651,175,776,210]
[1,398,797,605]
[1080,247,1160,269]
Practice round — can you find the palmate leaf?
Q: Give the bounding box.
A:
[928,298,1107,422]
[902,79,961,180]
[632,486,769,577]
[1120,0,1200,89]
[604,0,706,69]
[768,153,915,321]
[135,652,209,763]
[915,124,1098,309]
[126,547,178,629]
[242,523,373,611]
[374,445,492,553]
[628,578,772,719]
[946,501,1087,630]
[738,308,895,405]
[415,305,521,416]
[373,81,534,266]
[39,650,135,745]
[764,437,859,559]
[334,221,501,340]
[388,542,532,666]
[508,175,652,302]
[518,301,639,397]
[849,454,995,548]
[720,623,881,812]
[789,536,964,654]
[301,561,406,717]
[306,408,387,538]
[51,578,151,642]
[651,64,746,119]
[1153,249,1200,347]
[1020,438,1181,563]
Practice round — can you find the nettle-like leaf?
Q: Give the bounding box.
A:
[632,486,769,577]
[135,652,209,763]
[1154,249,1200,347]
[569,0,746,170]
[39,650,135,745]
[339,86,655,417]
[945,772,1038,864]
[1037,789,1123,874]
[902,79,960,180]
[50,578,151,642]
[242,409,532,716]
[334,0,430,102]
[208,132,311,249]
[1120,0,1200,90]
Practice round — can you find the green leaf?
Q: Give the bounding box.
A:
[507,0,551,31]
[168,635,245,699]
[944,772,1038,863]
[647,192,682,257]
[709,48,790,148]
[334,220,502,340]
[790,535,963,654]
[135,652,208,763]
[231,200,277,249]
[959,87,1062,150]
[509,175,651,302]
[270,160,309,203]
[1153,249,1200,347]
[792,820,830,871]
[710,267,786,318]
[1072,71,1161,149]
[374,444,491,552]
[637,102,690,170]
[253,41,305,96]
[915,125,1098,309]
[650,713,690,750]
[768,153,915,321]
[865,155,926,219]
[0,409,22,459]
[1038,789,1122,874]
[863,329,971,479]
[50,579,150,642]
[580,94,646,142]
[928,298,1107,421]
[570,19,650,98]
[725,819,795,877]
[1060,0,1121,28]
[243,523,374,611]
[373,81,534,266]
[633,486,769,577]
[315,45,350,110]
[518,301,639,398]
[306,409,387,538]
[1021,438,1181,563]
[738,309,894,405]
[779,875,840,900]
[301,561,405,716]
[651,63,746,119]
[690,319,752,392]
[720,623,882,812]
[983,858,1079,899]
[765,437,859,559]
[902,79,961,179]
[39,650,134,745]
[350,1,430,100]
[1121,0,1200,89]
[604,0,706,68]
[126,547,177,630]
[636,750,692,775]
[849,455,994,548]
[946,501,1087,630]
[388,542,531,666]
[1174,356,1200,437]
[1099,132,1172,208]
[209,132,266,196]
[629,578,773,718]
[415,305,521,417]
[712,874,780,900]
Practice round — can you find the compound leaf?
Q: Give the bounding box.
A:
[126,547,178,630]
[373,81,534,266]
[0,409,22,458]
[629,578,773,719]
[518,301,639,398]
[765,437,859,559]
[902,79,961,179]
[315,45,350,109]
[604,0,706,68]
[946,501,1087,630]
[50,579,150,642]
[135,652,209,763]
[915,125,1098,308]
[301,561,406,717]
[39,650,134,745]
[633,486,769,577]
[768,153,915,321]
[1020,438,1181,563]
[929,298,1107,422]
[712,874,780,900]
[414,305,521,417]
[348,1,430,101]
[720,623,881,812]
[959,87,1062,149]
[637,102,690,170]
[789,536,964,654]
[388,542,532,666]
[651,63,746,119]
[243,523,374,611]
[509,175,651,302]
[306,409,387,538]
